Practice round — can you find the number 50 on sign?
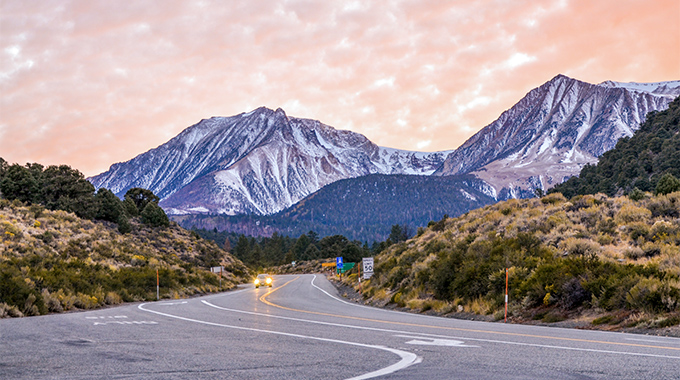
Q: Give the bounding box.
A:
[362,257,374,279]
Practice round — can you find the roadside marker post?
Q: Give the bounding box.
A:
[504,268,508,323]
[211,266,224,288]
[156,269,160,301]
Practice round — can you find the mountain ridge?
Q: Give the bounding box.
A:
[89,74,679,227]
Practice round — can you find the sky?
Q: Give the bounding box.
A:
[1,0,679,177]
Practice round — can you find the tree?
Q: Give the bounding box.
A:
[95,188,124,223]
[122,197,139,217]
[290,234,311,261]
[233,235,251,262]
[301,244,320,261]
[124,188,159,213]
[0,164,38,203]
[41,165,97,219]
[0,157,7,181]
[656,173,680,195]
[388,224,411,244]
[140,202,170,227]
[117,214,132,234]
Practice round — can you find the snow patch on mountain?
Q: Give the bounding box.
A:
[435,75,676,198]
[90,74,678,218]
[599,80,680,98]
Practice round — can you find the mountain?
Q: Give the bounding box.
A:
[89,75,679,236]
[89,107,451,215]
[172,174,496,242]
[550,96,680,197]
[434,75,680,197]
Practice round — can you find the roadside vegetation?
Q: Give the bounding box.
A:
[336,98,680,332]
[340,191,679,330]
[0,161,249,318]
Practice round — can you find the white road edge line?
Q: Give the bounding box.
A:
[201,299,680,360]
[307,274,676,340]
[138,303,421,380]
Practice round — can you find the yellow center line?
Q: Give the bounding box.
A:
[258,275,680,352]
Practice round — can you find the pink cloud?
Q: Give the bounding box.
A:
[1,0,678,177]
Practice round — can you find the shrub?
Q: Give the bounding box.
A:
[541,193,566,205]
[647,194,680,218]
[0,302,23,318]
[118,215,132,234]
[616,205,652,224]
[560,238,601,258]
[627,277,680,312]
[42,289,63,313]
[628,188,646,201]
[104,291,122,305]
[627,223,650,242]
[558,277,591,310]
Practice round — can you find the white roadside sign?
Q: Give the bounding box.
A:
[362,257,374,279]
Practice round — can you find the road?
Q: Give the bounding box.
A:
[1,274,679,379]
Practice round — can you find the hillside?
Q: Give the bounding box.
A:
[0,200,249,318]
[341,191,680,332]
[550,96,680,197]
[173,174,497,242]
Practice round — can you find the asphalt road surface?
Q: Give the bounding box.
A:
[1,274,679,379]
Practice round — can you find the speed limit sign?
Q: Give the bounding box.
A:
[362,257,374,279]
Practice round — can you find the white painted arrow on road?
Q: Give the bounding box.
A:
[396,335,478,347]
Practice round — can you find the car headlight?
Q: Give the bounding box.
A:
[254,279,260,285]
[266,278,272,284]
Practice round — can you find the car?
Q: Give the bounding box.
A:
[254,274,273,288]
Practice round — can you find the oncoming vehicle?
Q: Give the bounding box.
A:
[254,274,273,288]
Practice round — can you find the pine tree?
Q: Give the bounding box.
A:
[140,202,170,227]
[656,173,680,195]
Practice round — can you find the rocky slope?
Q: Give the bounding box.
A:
[89,75,679,223]
[435,75,680,197]
[90,108,450,215]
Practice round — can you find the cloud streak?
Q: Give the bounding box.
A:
[1,0,678,176]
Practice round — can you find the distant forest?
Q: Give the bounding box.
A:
[175,174,495,242]
[193,223,416,269]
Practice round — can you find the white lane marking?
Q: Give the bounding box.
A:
[93,321,158,325]
[157,301,188,306]
[85,315,128,319]
[201,300,680,360]
[395,335,478,347]
[138,303,421,380]
[626,338,680,344]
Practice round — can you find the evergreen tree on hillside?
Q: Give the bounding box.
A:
[656,173,680,195]
[141,201,170,227]
[125,188,160,213]
[551,96,680,197]
[41,165,97,218]
[0,164,39,204]
[95,188,124,223]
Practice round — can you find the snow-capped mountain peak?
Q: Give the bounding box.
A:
[434,74,676,197]
[598,79,680,98]
[89,74,678,218]
[90,107,451,215]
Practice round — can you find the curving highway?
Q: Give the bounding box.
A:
[1,274,679,379]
